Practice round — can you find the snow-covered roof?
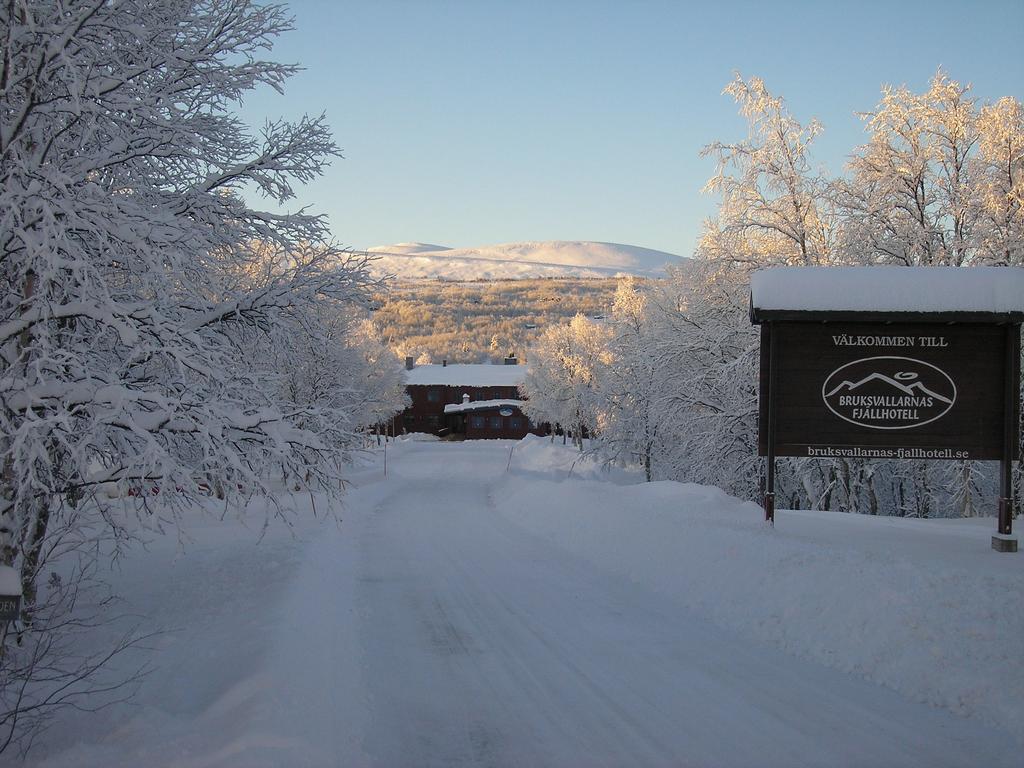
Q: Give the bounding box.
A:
[405,364,527,387]
[443,399,525,415]
[750,266,1024,321]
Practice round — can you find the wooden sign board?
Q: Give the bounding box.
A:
[750,266,1024,545]
[758,322,1020,461]
[0,595,21,622]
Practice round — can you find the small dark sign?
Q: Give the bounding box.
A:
[0,595,21,622]
[758,322,1019,461]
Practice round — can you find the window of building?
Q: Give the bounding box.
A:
[489,415,503,430]
[427,389,440,403]
[509,418,522,430]
[471,416,485,429]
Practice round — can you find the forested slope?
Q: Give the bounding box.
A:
[371,278,626,363]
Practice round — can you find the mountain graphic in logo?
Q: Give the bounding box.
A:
[821,356,957,431]
[824,372,953,403]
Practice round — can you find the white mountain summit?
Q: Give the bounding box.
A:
[362,240,681,280]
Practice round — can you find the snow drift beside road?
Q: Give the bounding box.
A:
[498,435,1024,738]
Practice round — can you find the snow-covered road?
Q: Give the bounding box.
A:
[278,441,1016,767]
[30,440,1020,767]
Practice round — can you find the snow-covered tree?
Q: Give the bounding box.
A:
[642,76,840,501]
[644,260,764,499]
[342,320,410,439]
[842,72,983,266]
[0,0,373,750]
[974,96,1024,266]
[522,315,611,449]
[597,278,664,480]
[700,74,840,269]
[249,258,407,463]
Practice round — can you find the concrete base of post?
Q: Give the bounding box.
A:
[992,534,1018,553]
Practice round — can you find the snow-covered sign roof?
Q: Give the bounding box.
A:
[443,399,525,415]
[405,364,527,387]
[750,266,1024,322]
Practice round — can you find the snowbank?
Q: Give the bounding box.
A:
[508,433,638,484]
[396,432,442,442]
[495,437,1024,737]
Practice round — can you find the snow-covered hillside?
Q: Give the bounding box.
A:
[363,240,681,279]
[367,242,453,255]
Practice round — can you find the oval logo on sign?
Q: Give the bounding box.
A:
[499,407,514,417]
[821,356,956,431]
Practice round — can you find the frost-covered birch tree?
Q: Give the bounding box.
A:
[643,260,763,499]
[522,315,611,449]
[597,278,665,480]
[974,96,1024,267]
[340,320,410,439]
[248,263,407,475]
[700,74,840,269]
[840,72,980,266]
[647,75,841,502]
[839,71,1023,269]
[0,0,373,750]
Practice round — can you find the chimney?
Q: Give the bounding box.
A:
[442,359,447,367]
[405,356,414,371]
[503,351,518,365]
[462,393,470,404]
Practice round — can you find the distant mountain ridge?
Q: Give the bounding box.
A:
[361,240,681,280]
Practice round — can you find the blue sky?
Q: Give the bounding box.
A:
[241,0,1024,257]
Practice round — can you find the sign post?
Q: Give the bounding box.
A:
[998,325,1022,545]
[764,323,777,525]
[0,565,22,623]
[750,267,1024,551]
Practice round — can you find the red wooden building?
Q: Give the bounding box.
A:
[398,358,544,440]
